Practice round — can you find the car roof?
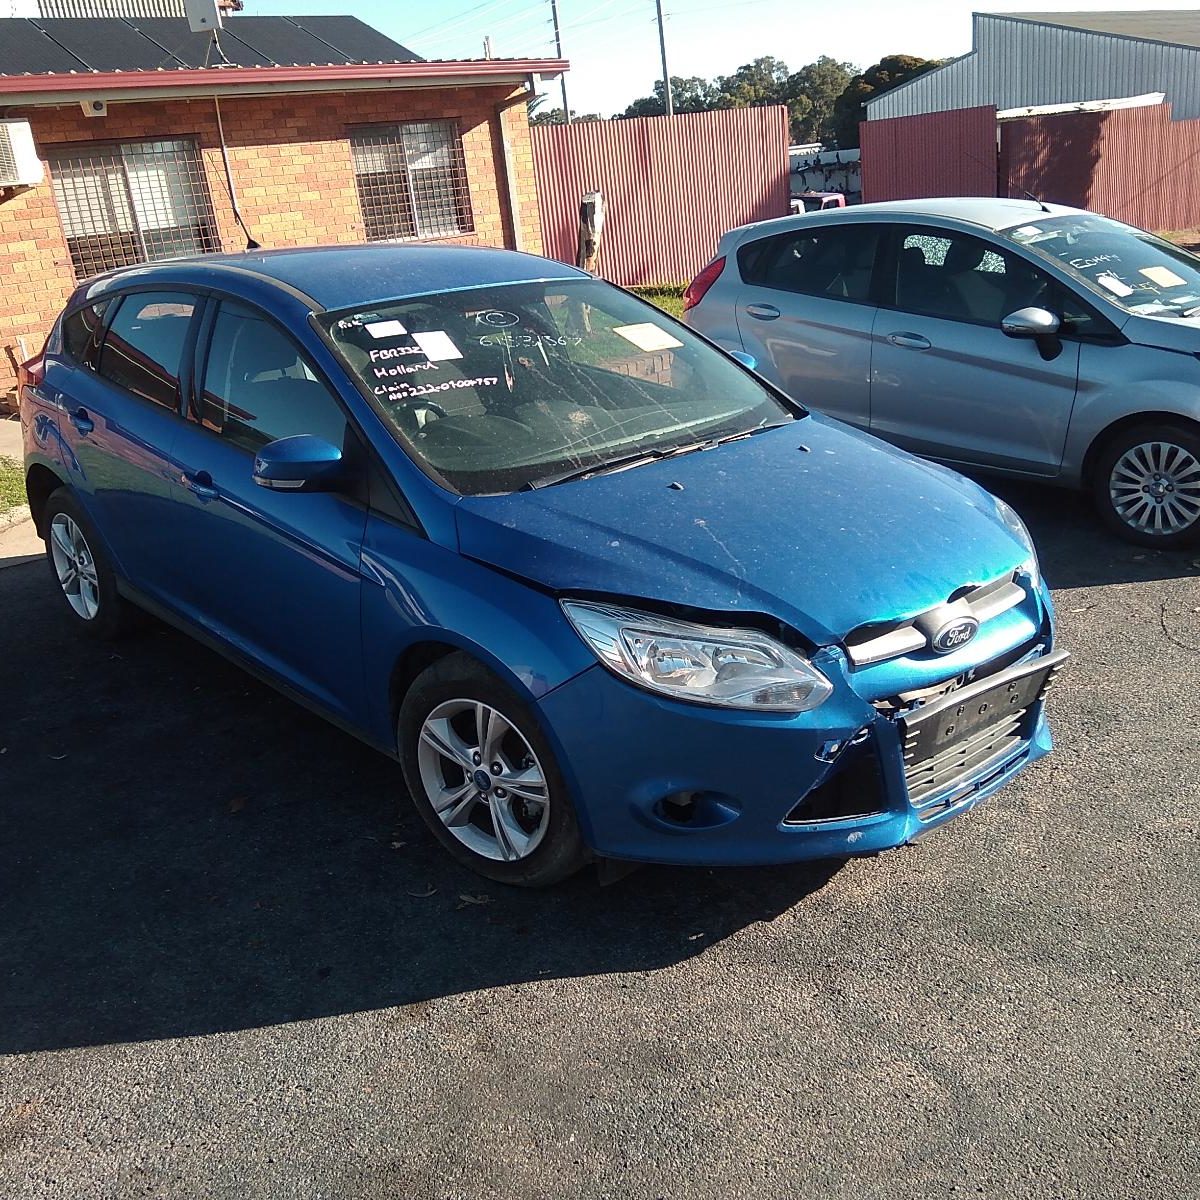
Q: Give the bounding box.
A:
[81,243,590,311]
[727,197,1086,242]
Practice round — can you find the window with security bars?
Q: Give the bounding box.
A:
[350,121,474,243]
[48,138,220,280]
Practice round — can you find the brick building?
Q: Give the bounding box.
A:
[0,11,568,396]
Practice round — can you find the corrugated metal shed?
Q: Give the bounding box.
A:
[861,106,997,203]
[1002,100,1200,232]
[532,107,789,287]
[867,12,1200,122]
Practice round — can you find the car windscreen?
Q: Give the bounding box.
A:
[1001,213,1200,318]
[318,278,797,494]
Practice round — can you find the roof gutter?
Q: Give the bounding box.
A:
[0,58,569,107]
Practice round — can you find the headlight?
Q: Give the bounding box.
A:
[561,601,833,712]
[994,497,1040,586]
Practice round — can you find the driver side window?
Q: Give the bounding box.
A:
[199,301,347,455]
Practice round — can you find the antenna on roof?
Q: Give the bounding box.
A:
[1022,189,1051,214]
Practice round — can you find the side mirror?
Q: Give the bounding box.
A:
[729,350,758,371]
[252,434,345,493]
[1001,307,1061,338]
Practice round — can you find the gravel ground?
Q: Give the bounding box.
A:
[0,480,1197,1200]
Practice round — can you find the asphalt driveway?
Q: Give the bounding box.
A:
[1,480,1197,1200]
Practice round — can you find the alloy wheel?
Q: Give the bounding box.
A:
[416,698,550,862]
[1109,440,1200,536]
[49,513,101,620]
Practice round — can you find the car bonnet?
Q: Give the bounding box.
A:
[454,415,1028,647]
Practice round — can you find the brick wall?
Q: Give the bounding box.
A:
[0,83,543,394]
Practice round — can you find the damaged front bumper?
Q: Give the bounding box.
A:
[535,595,1066,867]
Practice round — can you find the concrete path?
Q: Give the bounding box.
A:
[0,414,39,569]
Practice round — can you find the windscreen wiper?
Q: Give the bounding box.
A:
[523,447,675,490]
[523,418,797,491]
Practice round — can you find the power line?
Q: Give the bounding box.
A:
[422,0,549,53]
[407,0,515,46]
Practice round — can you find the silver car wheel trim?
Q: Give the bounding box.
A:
[416,698,550,863]
[1109,441,1200,535]
[49,513,100,620]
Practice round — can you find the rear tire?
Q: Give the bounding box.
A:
[1092,422,1200,548]
[397,652,588,887]
[43,488,135,639]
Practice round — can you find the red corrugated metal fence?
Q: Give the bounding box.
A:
[531,107,789,286]
[861,106,998,203]
[1002,102,1200,232]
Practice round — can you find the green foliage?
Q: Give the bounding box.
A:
[618,56,856,144]
[621,76,720,118]
[530,107,604,126]
[831,54,944,148]
[630,285,686,320]
[0,455,26,515]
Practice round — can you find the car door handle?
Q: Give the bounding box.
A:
[180,470,220,501]
[69,407,94,435]
[745,303,781,320]
[886,332,932,350]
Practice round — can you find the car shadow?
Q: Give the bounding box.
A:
[969,474,1200,588]
[0,561,842,1054]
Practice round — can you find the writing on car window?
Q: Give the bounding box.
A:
[321,279,797,495]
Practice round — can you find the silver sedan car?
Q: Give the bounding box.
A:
[684,198,1200,547]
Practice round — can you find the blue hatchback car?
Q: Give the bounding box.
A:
[19,245,1066,885]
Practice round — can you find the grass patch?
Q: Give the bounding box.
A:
[631,285,687,321]
[0,455,27,515]
[1158,229,1200,251]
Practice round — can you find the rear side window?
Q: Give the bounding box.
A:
[97,292,196,409]
[61,298,113,366]
[199,301,347,454]
[739,225,880,302]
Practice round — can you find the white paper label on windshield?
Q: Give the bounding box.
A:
[1011,224,1042,240]
[412,330,463,361]
[612,322,684,352]
[1140,266,1186,288]
[365,319,408,338]
[1096,272,1135,298]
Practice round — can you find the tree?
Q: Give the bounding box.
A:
[714,56,791,108]
[620,76,720,118]
[785,56,856,144]
[832,54,943,148]
[618,57,857,145]
[529,107,603,125]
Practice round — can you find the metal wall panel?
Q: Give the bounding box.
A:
[33,1,184,15]
[861,106,997,203]
[531,107,789,286]
[869,13,1200,122]
[1003,101,1200,231]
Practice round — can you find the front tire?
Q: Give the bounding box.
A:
[397,653,589,887]
[43,488,135,639]
[1092,423,1200,548]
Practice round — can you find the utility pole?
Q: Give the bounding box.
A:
[549,0,571,123]
[655,0,674,116]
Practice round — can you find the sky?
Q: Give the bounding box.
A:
[245,0,1200,117]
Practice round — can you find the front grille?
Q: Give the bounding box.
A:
[845,571,1027,667]
[900,650,1067,820]
[905,710,1030,816]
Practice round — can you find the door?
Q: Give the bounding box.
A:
[733,222,881,429]
[869,226,1081,475]
[168,298,369,722]
[59,290,198,590]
